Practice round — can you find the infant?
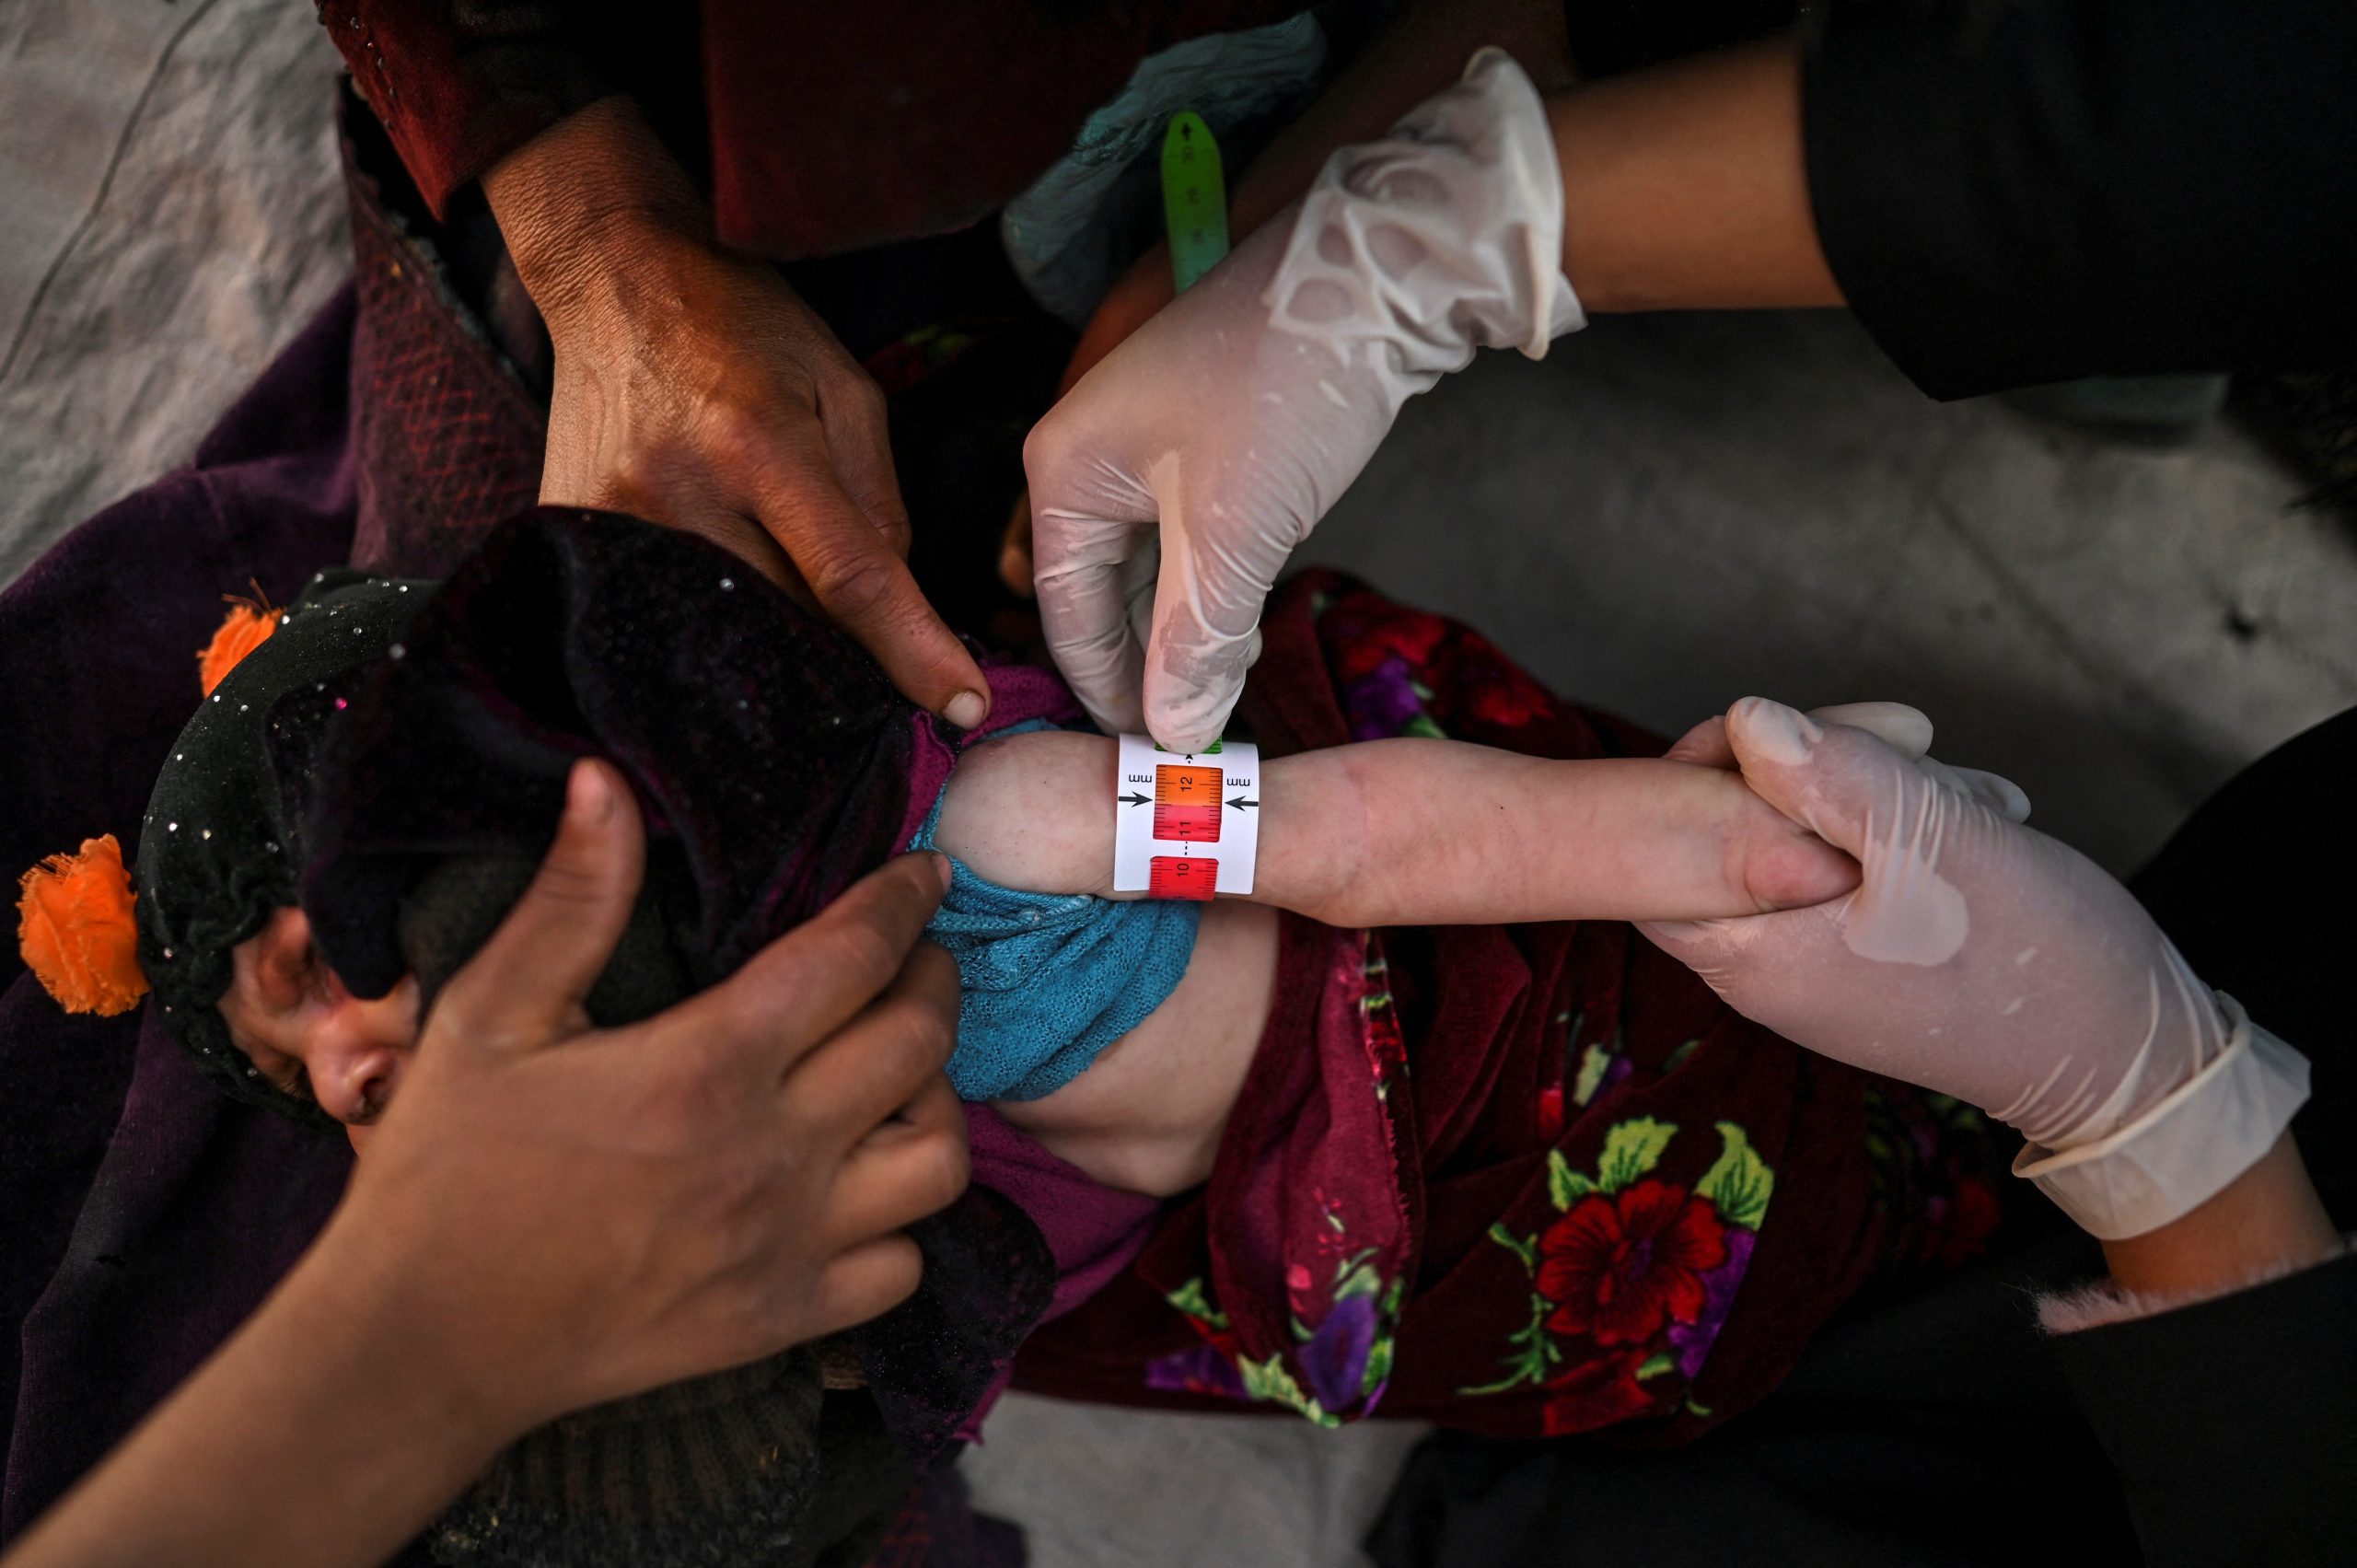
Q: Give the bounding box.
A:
[221,721,1853,1189]
[43,518,1848,1202]
[27,514,2007,1457]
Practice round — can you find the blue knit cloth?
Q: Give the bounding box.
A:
[906,722,1202,1101]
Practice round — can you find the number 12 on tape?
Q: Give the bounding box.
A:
[1113,733,1260,899]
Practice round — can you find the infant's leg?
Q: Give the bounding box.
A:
[992,900,1279,1197]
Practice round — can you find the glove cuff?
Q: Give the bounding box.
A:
[2014,992,2311,1239]
[1264,47,1585,396]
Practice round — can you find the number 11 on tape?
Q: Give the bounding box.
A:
[1113,733,1260,899]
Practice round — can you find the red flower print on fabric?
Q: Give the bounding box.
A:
[1535,1080,1567,1143]
[1330,610,1450,682]
[1538,1179,1729,1345]
[1538,1347,1656,1435]
[1458,645,1556,729]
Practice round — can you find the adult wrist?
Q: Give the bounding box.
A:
[294,1190,560,1448]
[482,95,713,335]
[2084,1132,2341,1307]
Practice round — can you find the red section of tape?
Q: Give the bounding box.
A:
[1153,803,1222,842]
[1148,855,1218,900]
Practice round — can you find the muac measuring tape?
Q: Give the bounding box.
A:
[1112,735,1260,900]
[1162,110,1229,294]
[1110,114,1251,900]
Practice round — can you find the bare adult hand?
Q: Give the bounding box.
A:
[483,98,989,729]
[338,759,969,1431]
[3,760,967,1568]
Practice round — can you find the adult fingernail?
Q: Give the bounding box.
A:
[1733,698,1821,767]
[945,691,988,729]
[923,850,953,891]
[568,760,614,820]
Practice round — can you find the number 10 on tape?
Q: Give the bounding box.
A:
[1113,734,1260,899]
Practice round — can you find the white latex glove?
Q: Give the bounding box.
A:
[1026,48,1584,749]
[1644,698,2311,1240]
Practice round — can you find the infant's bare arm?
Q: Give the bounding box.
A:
[1260,741,1860,925]
[931,731,1857,926]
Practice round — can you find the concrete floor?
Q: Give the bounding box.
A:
[1309,309,2357,877]
[6,4,2354,1565]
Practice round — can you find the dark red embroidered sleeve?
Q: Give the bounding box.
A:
[313,2,625,217]
[317,1,1315,259]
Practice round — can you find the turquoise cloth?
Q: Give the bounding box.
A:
[907,723,1202,1101]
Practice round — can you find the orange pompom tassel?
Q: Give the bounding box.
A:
[17,834,149,1016]
[197,587,281,697]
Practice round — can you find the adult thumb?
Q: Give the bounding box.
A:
[1144,622,1259,754]
[1723,696,1927,858]
[1141,540,1267,752]
[439,759,646,1049]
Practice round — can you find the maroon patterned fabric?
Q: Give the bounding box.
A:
[316,2,621,223]
[1014,573,2011,1441]
[340,98,546,577]
[0,289,383,1550]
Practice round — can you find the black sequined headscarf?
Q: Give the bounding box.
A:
[299,506,924,1018]
[134,568,429,1125]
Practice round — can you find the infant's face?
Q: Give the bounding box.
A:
[216,906,420,1151]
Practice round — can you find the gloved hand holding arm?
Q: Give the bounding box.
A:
[1644,699,2328,1255]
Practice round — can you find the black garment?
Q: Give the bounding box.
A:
[1802,0,2357,401]
[1367,705,2357,1568]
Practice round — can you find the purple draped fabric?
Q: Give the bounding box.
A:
[0,289,368,1541]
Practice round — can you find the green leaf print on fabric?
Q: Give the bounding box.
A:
[1335,1257,1387,1302]
[1694,1121,1776,1230]
[1488,1220,1538,1271]
[1240,1353,1338,1427]
[1458,1291,1560,1396]
[1165,1277,1229,1330]
[1572,1040,1617,1108]
[1596,1116,1678,1193]
[1547,1149,1597,1211]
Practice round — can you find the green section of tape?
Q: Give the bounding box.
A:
[1157,110,1228,750]
[1161,110,1229,294]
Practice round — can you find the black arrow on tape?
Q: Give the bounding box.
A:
[1120,792,1151,807]
[1227,796,1259,811]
